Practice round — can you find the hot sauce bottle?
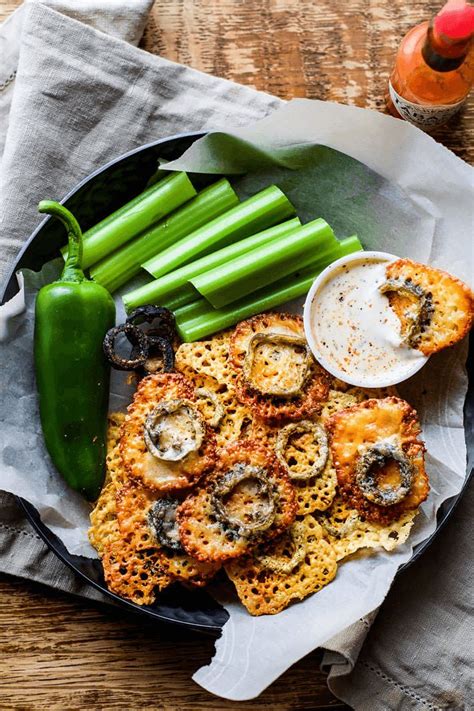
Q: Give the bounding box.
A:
[386,0,474,130]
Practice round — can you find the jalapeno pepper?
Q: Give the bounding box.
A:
[34,201,116,501]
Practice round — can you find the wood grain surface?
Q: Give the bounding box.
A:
[142,0,473,163]
[0,1,472,709]
[0,572,344,710]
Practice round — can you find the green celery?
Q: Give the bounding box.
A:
[160,290,200,312]
[123,217,301,312]
[191,218,337,308]
[90,180,238,292]
[62,172,196,269]
[175,235,362,341]
[142,185,296,280]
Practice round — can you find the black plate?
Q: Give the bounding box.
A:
[1,132,472,633]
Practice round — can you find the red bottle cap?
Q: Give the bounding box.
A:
[434,0,474,40]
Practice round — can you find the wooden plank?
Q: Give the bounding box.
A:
[0,575,345,709]
[142,0,473,163]
[1,0,471,162]
[0,0,18,17]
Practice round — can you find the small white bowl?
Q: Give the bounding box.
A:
[303,250,429,388]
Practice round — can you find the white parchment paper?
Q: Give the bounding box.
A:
[0,100,472,699]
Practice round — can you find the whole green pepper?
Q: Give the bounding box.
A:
[34,201,116,501]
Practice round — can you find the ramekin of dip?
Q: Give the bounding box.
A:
[303,251,429,388]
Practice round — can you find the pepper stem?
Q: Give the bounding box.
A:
[38,200,85,283]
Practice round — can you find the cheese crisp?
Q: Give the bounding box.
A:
[178,440,297,562]
[249,418,338,515]
[90,313,434,614]
[176,331,237,386]
[226,517,337,615]
[90,418,173,606]
[384,258,474,355]
[317,496,418,561]
[101,540,171,606]
[327,397,429,524]
[231,313,330,423]
[115,482,220,586]
[120,373,217,492]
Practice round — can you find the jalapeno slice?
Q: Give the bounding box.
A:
[275,420,328,481]
[124,305,177,375]
[148,497,184,552]
[254,521,306,574]
[103,323,149,370]
[211,463,276,536]
[195,387,225,428]
[243,332,312,398]
[126,305,176,340]
[380,278,434,348]
[319,511,360,538]
[144,398,204,462]
[355,441,415,506]
[132,334,175,374]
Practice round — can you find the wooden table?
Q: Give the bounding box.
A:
[0,1,472,709]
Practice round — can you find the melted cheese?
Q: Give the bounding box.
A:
[156,409,198,457]
[248,337,308,395]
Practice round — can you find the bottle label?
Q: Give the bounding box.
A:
[388,82,466,130]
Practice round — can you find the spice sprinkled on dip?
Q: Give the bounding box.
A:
[303,252,428,387]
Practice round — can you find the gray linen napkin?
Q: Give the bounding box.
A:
[0,1,280,283]
[327,480,473,710]
[0,0,154,163]
[0,3,472,708]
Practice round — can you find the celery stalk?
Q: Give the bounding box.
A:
[123,218,301,312]
[160,289,200,312]
[191,218,337,308]
[142,185,296,280]
[90,180,238,292]
[62,172,197,269]
[175,235,362,341]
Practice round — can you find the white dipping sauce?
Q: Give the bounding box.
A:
[307,254,428,387]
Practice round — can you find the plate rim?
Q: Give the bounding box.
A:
[0,130,206,303]
[17,497,225,634]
